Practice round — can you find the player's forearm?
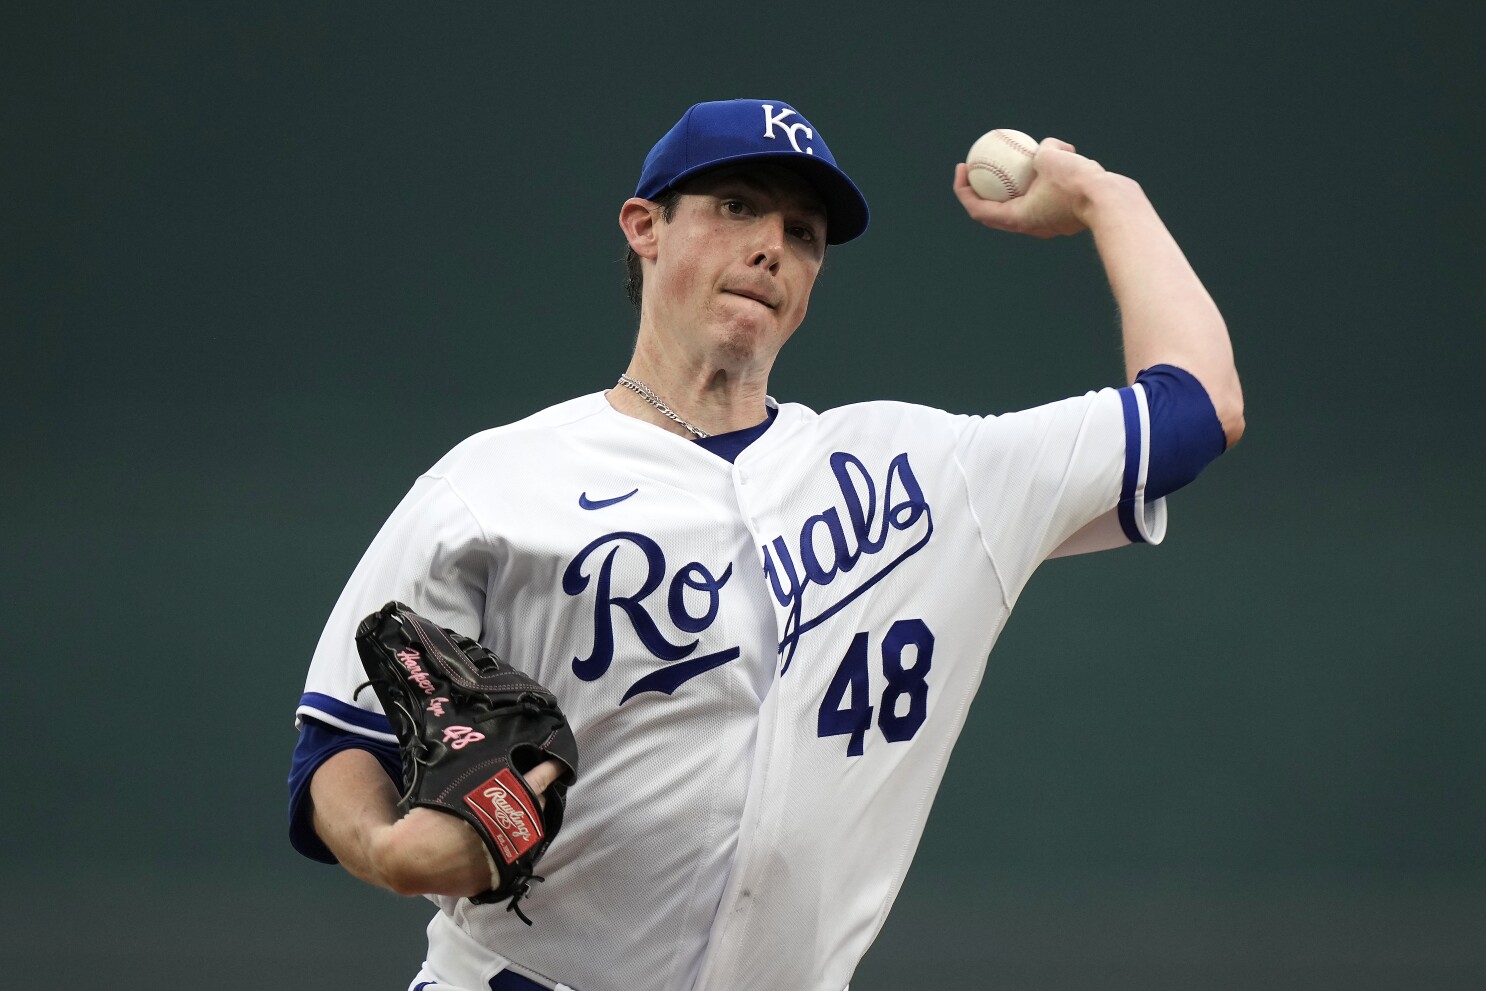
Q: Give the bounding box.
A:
[309,749,405,889]
[309,749,493,898]
[1082,177,1245,446]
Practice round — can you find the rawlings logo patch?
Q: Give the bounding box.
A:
[464,768,543,864]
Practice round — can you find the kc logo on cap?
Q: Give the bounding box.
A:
[762,104,814,155]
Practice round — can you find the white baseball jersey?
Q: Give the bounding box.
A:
[298,385,1163,991]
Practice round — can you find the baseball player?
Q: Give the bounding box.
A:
[288,98,1243,991]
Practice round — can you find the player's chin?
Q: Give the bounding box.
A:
[710,324,770,363]
[710,302,778,337]
[703,321,780,367]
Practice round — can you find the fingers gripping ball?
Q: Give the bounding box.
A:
[966,128,1039,201]
[354,601,579,923]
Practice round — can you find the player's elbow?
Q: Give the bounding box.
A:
[1217,382,1246,448]
[1221,403,1245,448]
[1196,367,1245,450]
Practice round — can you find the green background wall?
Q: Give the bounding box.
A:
[5,1,1481,987]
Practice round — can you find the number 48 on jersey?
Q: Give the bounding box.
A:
[816,618,934,756]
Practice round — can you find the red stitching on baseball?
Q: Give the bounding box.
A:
[994,131,1035,158]
[969,161,1020,196]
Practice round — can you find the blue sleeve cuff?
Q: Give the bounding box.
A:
[287,717,403,864]
[1136,364,1226,500]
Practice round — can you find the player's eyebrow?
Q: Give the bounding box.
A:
[712,171,827,223]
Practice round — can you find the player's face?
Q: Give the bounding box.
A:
[647,165,827,364]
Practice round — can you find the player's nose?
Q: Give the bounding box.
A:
[747,215,785,272]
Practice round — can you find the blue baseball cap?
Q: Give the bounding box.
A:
[634,99,869,244]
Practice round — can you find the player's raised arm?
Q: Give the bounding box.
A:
[953,138,1245,448]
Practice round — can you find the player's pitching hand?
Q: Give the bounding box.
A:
[954,138,1116,239]
[522,758,566,811]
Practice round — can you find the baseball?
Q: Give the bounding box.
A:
[965,128,1038,201]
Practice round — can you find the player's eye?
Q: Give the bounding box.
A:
[789,224,819,244]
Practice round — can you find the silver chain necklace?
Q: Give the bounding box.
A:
[616,374,712,439]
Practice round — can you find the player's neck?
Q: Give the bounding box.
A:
[611,345,772,439]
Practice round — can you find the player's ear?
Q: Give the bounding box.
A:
[619,198,661,261]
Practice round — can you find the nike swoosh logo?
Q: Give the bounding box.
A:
[578,488,639,510]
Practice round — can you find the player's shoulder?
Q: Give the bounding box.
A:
[487,391,614,436]
[426,392,612,474]
[811,398,962,433]
[775,390,1125,451]
[759,398,964,455]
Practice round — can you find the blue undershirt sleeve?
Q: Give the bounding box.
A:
[1136,363,1227,500]
[287,717,402,864]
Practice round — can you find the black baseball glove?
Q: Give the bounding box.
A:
[354,600,579,922]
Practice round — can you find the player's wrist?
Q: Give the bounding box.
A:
[1074,172,1149,229]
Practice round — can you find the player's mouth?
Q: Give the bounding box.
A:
[723,287,777,309]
